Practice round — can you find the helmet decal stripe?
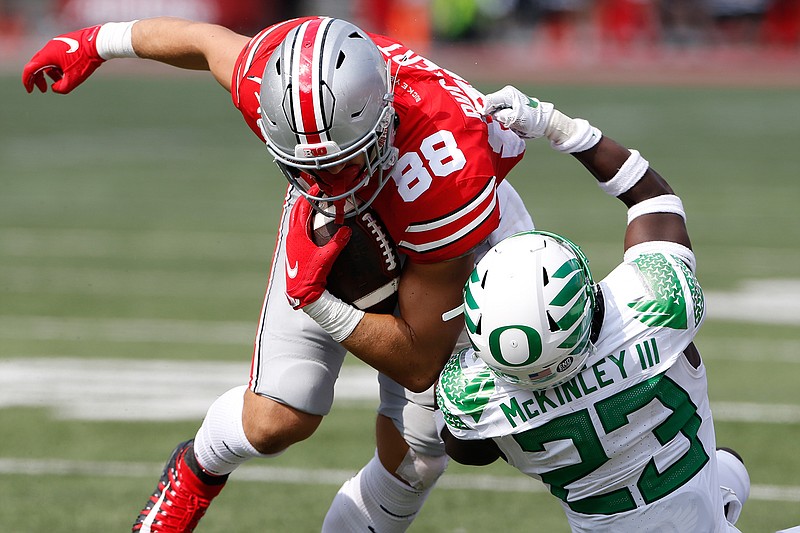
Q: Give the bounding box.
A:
[464,270,482,335]
[556,290,588,332]
[564,320,592,352]
[553,258,583,280]
[293,18,330,145]
[312,18,334,142]
[550,268,583,306]
[260,17,396,218]
[464,270,480,309]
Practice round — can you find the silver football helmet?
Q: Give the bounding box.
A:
[259,17,398,218]
[463,231,597,390]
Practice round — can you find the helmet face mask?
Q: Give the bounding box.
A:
[260,18,399,218]
[464,231,597,390]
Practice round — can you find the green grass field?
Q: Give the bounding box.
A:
[2,69,799,532]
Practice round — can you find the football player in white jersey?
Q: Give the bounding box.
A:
[436,86,751,532]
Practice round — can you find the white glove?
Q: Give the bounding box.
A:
[482,85,602,153]
[482,85,555,139]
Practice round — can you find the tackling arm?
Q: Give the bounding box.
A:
[571,136,692,252]
[483,85,691,254]
[441,425,503,466]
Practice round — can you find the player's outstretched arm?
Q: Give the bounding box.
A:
[23,17,248,95]
[483,85,691,255]
[130,18,249,90]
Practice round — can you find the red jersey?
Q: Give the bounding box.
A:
[232,17,525,263]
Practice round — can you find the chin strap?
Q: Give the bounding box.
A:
[441,304,464,322]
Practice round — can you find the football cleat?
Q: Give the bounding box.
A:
[132,440,227,533]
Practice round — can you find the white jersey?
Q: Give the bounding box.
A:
[437,248,739,532]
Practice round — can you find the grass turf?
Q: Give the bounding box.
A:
[2,73,799,531]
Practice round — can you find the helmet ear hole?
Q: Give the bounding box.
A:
[275,58,281,75]
[542,267,549,286]
[336,51,345,68]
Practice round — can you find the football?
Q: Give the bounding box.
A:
[311,202,400,314]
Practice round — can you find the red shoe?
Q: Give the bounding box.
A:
[132,440,227,532]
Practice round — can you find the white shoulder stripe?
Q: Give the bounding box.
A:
[405,177,496,233]
[399,185,497,253]
[243,25,279,72]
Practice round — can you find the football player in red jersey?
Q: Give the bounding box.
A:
[23,17,533,532]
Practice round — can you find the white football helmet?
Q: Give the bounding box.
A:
[259,17,398,218]
[463,231,597,390]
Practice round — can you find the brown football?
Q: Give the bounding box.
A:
[311,205,400,314]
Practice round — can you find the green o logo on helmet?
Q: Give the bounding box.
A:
[488,325,543,367]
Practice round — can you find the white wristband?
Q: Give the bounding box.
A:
[96,21,139,60]
[302,290,365,342]
[549,117,602,153]
[627,194,686,225]
[598,149,649,197]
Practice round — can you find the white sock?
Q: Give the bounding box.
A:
[322,452,432,533]
[717,448,750,525]
[193,385,272,476]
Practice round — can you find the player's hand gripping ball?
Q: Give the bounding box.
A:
[312,200,400,314]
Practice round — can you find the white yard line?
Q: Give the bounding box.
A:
[0,316,255,345]
[0,358,378,420]
[705,279,800,325]
[1,309,800,350]
[0,358,798,423]
[0,457,797,503]
[0,227,267,259]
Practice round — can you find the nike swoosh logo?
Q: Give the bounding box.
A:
[286,256,299,279]
[54,37,80,54]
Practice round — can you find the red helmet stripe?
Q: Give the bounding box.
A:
[293,18,330,145]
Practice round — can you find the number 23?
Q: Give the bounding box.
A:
[513,376,709,515]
